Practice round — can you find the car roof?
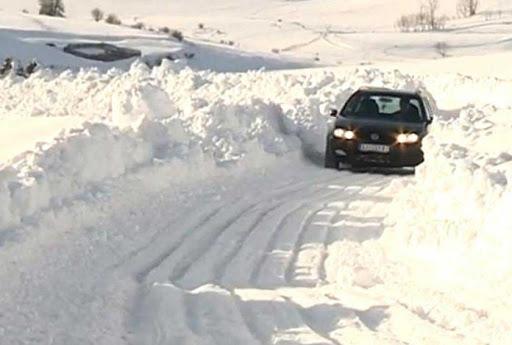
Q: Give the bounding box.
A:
[357,87,422,97]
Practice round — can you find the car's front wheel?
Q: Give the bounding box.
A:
[324,139,338,169]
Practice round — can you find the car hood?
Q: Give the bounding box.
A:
[335,116,427,134]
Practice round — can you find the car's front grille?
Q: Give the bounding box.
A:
[357,128,396,145]
[356,154,391,163]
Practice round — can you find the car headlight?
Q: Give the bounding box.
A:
[344,130,356,140]
[397,133,419,144]
[333,128,356,140]
[333,128,345,138]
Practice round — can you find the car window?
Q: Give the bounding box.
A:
[342,93,424,122]
[423,99,434,121]
[370,96,401,114]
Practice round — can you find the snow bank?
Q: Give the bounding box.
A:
[0,123,153,228]
[383,100,512,290]
[0,63,420,230]
[0,100,295,229]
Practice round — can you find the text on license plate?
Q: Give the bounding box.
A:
[359,143,390,153]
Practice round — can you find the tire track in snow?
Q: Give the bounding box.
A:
[174,175,343,286]
[134,177,320,283]
[218,202,304,287]
[179,181,335,288]
[217,183,339,288]
[134,175,346,344]
[131,174,399,344]
[210,203,305,286]
[283,207,323,286]
[252,175,380,288]
[252,190,350,288]
[248,188,345,288]
[134,204,227,283]
[312,209,339,285]
[168,176,339,286]
[319,183,391,284]
[286,179,386,287]
[178,205,282,289]
[247,204,296,286]
[168,203,267,284]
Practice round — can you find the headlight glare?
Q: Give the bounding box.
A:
[343,130,356,140]
[397,133,408,144]
[333,128,356,140]
[333,128,345,138]
[397,133,419,144]
[407,133,419,143]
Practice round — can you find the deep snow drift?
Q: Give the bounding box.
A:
[1,59,511,343]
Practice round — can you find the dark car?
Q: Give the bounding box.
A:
[325,87,433,170]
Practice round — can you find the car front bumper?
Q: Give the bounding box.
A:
[329,136,424,167]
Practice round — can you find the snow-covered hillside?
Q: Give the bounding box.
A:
[2,0,508,24]
[0,11,309,72]
[2,0,512,69]
[0,0,512,70]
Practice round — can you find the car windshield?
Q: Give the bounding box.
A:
[342,93,424,122]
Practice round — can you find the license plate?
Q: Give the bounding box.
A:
[359,143,390,153]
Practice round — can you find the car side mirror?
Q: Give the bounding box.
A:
[427,117,433,124]
[330,109,338,117]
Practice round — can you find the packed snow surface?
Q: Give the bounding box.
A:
[1,58,511,344]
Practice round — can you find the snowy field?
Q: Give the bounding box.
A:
[2,0,512,69]
[1,1,512,344]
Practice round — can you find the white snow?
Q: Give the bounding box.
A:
[1,59,511,343]
[1,1,512,344]
[2,1,512,70]
[0,12,310,72]
[0,115,83,163]
[383,92,512,314]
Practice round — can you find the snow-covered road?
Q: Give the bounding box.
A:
[5,153,457,345]
[126,163,394,345]
[2,154,493,345]
[0,157,396,344]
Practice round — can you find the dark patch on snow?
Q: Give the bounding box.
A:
[63,43,141,62]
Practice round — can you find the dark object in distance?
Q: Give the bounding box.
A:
[63,43,141,62]
[0,57,13,76]
[0,58,38,78]
[325,87,434,169]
